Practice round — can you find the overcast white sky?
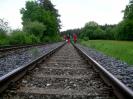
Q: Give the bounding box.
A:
[0,0,129,31]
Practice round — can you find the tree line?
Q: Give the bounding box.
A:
[0,0,61,45]
[63,0,133,41]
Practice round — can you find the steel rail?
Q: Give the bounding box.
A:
[73,44,133,99]
[0,42,60,52]
[0,45,32,52]
[0,42,65,93]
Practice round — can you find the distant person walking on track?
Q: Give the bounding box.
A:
[73,34,77,43]
[67,35,70,44]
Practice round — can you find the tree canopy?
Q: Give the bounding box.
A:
[116,0,133,40]
[20,0,61,42]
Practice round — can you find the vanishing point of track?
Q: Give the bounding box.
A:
[1,43,133,99]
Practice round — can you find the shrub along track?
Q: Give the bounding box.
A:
[1,44,117,99]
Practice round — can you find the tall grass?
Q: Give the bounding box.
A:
[80,40,133,65]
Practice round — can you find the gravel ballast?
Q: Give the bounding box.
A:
[2,44,116,99]
[76,44,133,91]
[0,42,63,77]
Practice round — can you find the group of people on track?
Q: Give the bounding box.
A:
[64,34,77,44]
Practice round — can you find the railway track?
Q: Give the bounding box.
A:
[0,45,34,52]
[0,43,55,51]
[0,43,133,99]
[0,43,45,58]
[0,43,54,56]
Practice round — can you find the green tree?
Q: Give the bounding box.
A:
[38,0,61,30]
[100,24,116,40]
[79,21,99,40]
[116,20,133,40]
[23,21,46,39]
[20,1,61,42]
[124,0,133,20]
[116,0,133,40]
[93,28,105,39]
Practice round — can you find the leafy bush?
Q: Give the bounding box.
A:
[0,32,9,45]
[27,34,41,43]
[9,30,27,44]
[9,30,40,45]
[42,34,62,43]
[23,21,46,37]
[0,38,9,45]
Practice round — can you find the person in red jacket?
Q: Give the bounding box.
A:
[73,34,77,43]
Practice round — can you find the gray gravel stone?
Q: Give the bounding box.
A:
[76,44,133,91]
[0,42,63,77]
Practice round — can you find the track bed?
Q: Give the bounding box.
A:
[2,44,116,99]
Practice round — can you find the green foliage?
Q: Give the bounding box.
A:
[79,21,98,40]
[9,30,40,45]
[75,0,133,41]
[42,34,62,43]
[9,30,28,44]
[39,0,56,13]
[0,0,61,46]
[0,32,9,45]
[0,36,9,45]
[26,34,41,43]
[100,24,116,40]
[115,20,133,40]
[79,21,115,40]
[85,21,98,27]
[80,40,133,65]
[23,21,46,37]
[0,32,8,39]
[20,0,61,42]
[93,28,106,39]
[38,0,61,30]
[115,0,133,40]
[124,0,133,20]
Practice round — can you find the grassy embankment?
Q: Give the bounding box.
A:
[80,40,133,65]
